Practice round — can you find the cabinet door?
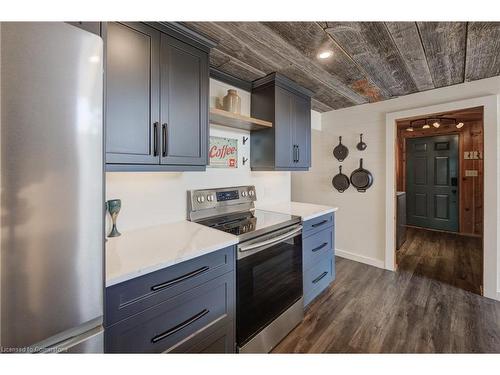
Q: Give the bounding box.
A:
[105,22,160,164]
[292,94,311,168]
[274,86,294,168]
[160,34,208,166]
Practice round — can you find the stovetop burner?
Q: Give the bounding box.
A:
[196,209,300,242]
[198,212,257,236]
[188,186,300,242]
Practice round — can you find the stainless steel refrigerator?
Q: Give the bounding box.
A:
[1,22,104,353]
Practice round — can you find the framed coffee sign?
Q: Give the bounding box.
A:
[209,136,238,168]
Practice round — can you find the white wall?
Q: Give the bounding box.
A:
[292,76,500,273]
[106,79,292,232]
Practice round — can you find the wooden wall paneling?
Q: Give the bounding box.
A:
[262,22,387,102]
[384,22,435,91]
[416,22,467,88]
[472,121,484,235]
[460,125,473,234]
[323,22,418,97]
[465,22,500,81]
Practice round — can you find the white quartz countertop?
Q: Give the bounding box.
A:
[106,220,238,287]
[258,201,338,221]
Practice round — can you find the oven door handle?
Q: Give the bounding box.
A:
[238,225,303,253]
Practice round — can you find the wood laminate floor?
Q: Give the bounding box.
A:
[397,227,483,295]
[273,234,499,353]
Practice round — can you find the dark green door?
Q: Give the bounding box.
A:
[406,135,459,232]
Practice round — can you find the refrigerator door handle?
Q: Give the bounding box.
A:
[40,325,104,354]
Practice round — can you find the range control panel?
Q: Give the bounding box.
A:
[188,185,257,212]
[216,190,240,202]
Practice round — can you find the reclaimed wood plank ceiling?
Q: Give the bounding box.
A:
[183,22,500,112]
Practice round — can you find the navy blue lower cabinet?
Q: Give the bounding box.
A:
[104,246,236,353]
[302,213,335,307]
[105,246,234,327]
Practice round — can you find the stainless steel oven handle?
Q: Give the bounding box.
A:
[238,225,303,253]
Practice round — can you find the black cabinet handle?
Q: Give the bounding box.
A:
[312,271,328,284]
[162,123,168,157]
[150,266,209,292]
[311,219,328,228]
[312,242,328,252]
[153,122,159,156]
[297,145,300,163]
[151,309,209,344]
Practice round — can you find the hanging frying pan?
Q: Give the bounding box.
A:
[332,165,350,193]
[333,136,349,161]
[350,158,373,192]
[356,133,367,151]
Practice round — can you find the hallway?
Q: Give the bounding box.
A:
[397,227,483,295]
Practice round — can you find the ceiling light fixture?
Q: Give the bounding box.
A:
[422,124,430,129]
[456,122,464,129]
[318,50,333,59]
[433,121,440,128]
[406,127,414,132]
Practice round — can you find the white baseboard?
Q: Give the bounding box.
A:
[335,248,385,269]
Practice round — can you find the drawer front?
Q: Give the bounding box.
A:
[303,256,333,307]
[302,213,334,235]
[105,271,235,353]
[171,319,235,353]
[106,246,235,326]
[303,226,333,269]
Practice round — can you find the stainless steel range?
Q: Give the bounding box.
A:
[187,186,304,353]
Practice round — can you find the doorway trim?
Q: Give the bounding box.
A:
[385,95,499,301]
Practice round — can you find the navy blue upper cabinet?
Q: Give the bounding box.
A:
[159,34,208,167]
[105,22,213,172]
[105,22,161,166]
[250,73,312,171]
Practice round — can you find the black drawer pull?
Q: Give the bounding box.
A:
[151,309,209,344]
[312,242,328,252]
[151,266,210,292]
[312,271,328,284]
[311,219,328,228]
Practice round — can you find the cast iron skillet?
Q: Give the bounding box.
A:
[356,133,367,151]
[332,165,350,193]
[350,158,373,192]
[333,136,349,162]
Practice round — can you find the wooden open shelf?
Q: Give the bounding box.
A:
[209,108,272,131]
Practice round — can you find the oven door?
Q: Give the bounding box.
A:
[236,224,303,347]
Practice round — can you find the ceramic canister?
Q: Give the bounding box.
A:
[222,89,241,114]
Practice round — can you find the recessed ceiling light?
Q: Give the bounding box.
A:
[422,124,430,129]
[406,127,414,132]
[433,122,440,128]
[456,122,464,128]
[318,50,333,59]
